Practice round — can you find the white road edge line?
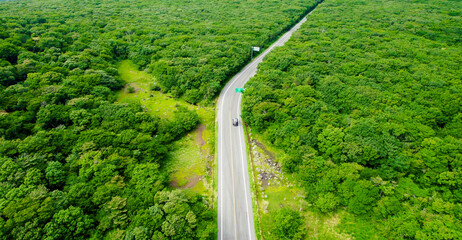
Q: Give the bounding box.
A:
[219,102,223,240]
[237,95,252,240]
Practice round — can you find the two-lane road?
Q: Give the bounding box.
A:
[217,10,316,240]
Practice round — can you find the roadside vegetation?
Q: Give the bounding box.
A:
[248,130,352,239]
[0,0,321,239]
[243,0,461,238]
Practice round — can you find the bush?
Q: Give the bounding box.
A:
[268,208,305,240]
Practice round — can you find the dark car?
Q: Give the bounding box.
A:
[232,118,239,126]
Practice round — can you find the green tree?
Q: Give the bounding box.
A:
[44,206,93,240]
[0,40,19,64]
[268,208,305,240]
[24,168,43,186]
[97,196,128,232]
[348,180,379,215]
[315,192,340,213]
[317,125,345,162]
[45,161,66,189]
[154,190,215,239]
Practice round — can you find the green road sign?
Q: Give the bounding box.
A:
[235,88,245,93]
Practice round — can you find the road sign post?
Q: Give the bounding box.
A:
[251,46,260,59]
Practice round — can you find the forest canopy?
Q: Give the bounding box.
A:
[0,0,321,239]
[242,0,462,238]
[0,0,320,104]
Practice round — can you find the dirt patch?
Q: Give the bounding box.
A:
[252,139,281,174]
[261,178,269,187]
[196,124,206,147]
[265,158,281,172]
[183,175,202,189]
[252,139,275,160]
[170,179,179,188]
[259,172,276,187]
[169,175,202,189]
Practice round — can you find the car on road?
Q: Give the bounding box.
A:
[232,118,239,126]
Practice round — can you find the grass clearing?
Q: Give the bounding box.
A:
[117,60,215,197]
[117,60,208,120]
[337,212,383,240]
[166,130,207,194]
[302,211,354,240]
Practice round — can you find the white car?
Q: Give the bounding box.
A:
[232,118,238,126]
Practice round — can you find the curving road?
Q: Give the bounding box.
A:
[217,9,316,240]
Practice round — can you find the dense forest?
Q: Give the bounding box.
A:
[0,0,321,239]
[243,0,461,238]
[0,0,320,104]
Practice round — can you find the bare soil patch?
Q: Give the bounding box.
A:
[169,175,202,189]
[259,172,276,187]
[170,179,179,188]
[253,139,275,160]
[183,175,202,188]
[196,124,206,147]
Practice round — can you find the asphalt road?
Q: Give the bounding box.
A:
[217,10,315,240]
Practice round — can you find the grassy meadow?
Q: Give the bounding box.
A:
[117,60,215,197]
